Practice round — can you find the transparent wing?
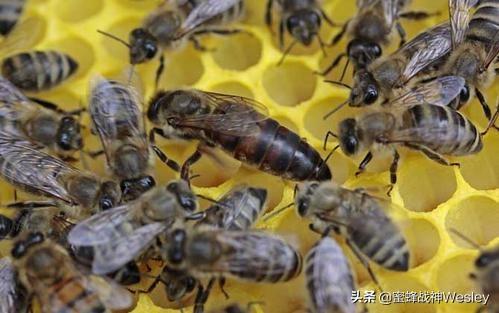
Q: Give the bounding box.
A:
[449,0,478,48]
[0,76,27,104]
[0,137,80,203]
[389,76,465,107]
[0,17,45,57]
[382,0,399,28]
[400,23,452,82]
[67,204,136,247]
[175,91,269,136]
[0,258,17,313]
[87,275,133,310]
[91,222,168,274]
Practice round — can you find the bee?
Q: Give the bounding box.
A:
[147,89,332,182]
[67,180,203,275]
[0,256,29,313]
[0,137,121,216]
[0,76,83,159]
[305,237,356,313]
[296,181,409,283]
[265,0,335,63]
[0,0,26,36]
[439,0,499,120]
[325,22,453,117]
[1,50,78,92]
[0,232,133,313]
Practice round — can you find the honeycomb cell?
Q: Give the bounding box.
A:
[446,196,499,248]
[101,17,141,60]
[273,115,299,133]
[55,0,103,22]
[262,62,316,106]
[157,47,205,90]
[400,218,441,268]
[460,131,499,190]
[209,81,254,98]
[211,32,262,71]
[325,151,356,185]
[398,155,457,212]
[189,148,241,188]
[45,36,95,78]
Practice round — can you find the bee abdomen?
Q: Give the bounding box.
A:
[2,50,78,91]
[0,0,24,35]
[466,0,499,45]
[52,276,105,313]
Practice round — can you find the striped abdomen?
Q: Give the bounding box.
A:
[305,237,356,313]
[208,119,331,181]
[465,0,499,47]
[399,104,482,155]
[348,215,409,271]
[0,0,24,35]
[2,50,78,92]
[205,0,244,27]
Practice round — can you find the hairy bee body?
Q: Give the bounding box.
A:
[0,0,25,36]
[473,246,499,312]
[1,50,78,91]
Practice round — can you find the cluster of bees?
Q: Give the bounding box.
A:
[0,0,497,313]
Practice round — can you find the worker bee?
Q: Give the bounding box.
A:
[0,137,121,217]
[0,76,83,159]
[1,50,78,92]
[147,89,332,182]
[0,0,26,36]
[305,237,356,313]
[438,0,499,120]
[0,232,133,313]
[296,181,409,283]
[67,180,203,275]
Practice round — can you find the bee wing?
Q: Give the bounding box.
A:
[177,0,241,36]
[89,76,147,164]
[0,76,28,104]
[86,275,133,310]
[387,119,453,144]
[175,91,269,136]
[389,76,465,107]
[0,138,80,203]
[0,258,18,313]
[0,17,45,57]
[91,222,168,275]
[67,204,136,247]
[449,0,477,48]
[356,0,380,8]
[400,23,452,83]
[382,0,399,28]
[482,31,499,71]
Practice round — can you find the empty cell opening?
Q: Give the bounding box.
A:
[460,132,499,190]
[189,149,241,188]
[304,96,353,141]
[400,218,440,268]
[208,81,254,98]
[46,36,95,79]
[398,155,457,212]
[211,32,262,71]
[262,62,316,106]
[436,254,479,313]
[446,196,499,248]
[156,46,205,90]
[325,150,356,185]
[5,14,47,50]
[55,0,103,22]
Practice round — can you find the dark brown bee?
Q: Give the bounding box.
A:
[440,0,499,120]
[0,232,133,313]
[0,76,83,159]
[0,0,25,36]
[305,237,356,313]
[296,181,409,284]
[147,89,332,182]
[1,50,78,92]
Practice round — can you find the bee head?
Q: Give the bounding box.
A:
[120,175,156,201]
[129,28,158,64]
[347,38,382,69]
[11,232,45,259]
[339,118,361,156]
[162,267,197,301]
[98,181,121,211]
[351,69,378,106]
[286,9,321,46]
[57,116,83,152]
[167,228,187,265]
[475,249,499,268]
[459,84,471,105]
[295,181,320,217]
[167,180,197,213]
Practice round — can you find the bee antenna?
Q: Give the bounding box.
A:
[317,33,328,57]
[481,99,499,135]
[97,29,131,48]
[277,39,299,66]
[262,202,294,222]
[324,80,352,89]
[449,228,482,250]
[339,58,350,82]
[323,99,349,120]
[323,144,340,164]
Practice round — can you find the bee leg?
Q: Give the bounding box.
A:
[395,22,406,47]
[86,149,104,158]
[181,148,203,184]
[316,53,346,76]
[193,278,215,313]
[265,0,274,31]
[189,36,211,52]
[355,151,373,177]
[218,277,230,299]
[28,97,65,114]
[411,145,460,168]
[319,9,337,27]
[154,54,165,91]
[151,145,180,172]
[6,200,57,210]
[346,239,382,290]
[387,150,400,196]
[398,10,440,20]
[475,89,492,121]
[279,17,285,50]
[330,20,350,46]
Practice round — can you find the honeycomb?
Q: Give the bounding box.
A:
[0,0,497,313]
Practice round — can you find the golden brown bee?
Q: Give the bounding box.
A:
[296,181,409,283]
[0,232,133,313]
[0,0,26,36]
[439,0,499,120]
[147,89,332,182]
[0,76,83,159]
[305,237,356,313]
[1,50,78,92]
[67,180,203,275]
[0,137,121,216]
